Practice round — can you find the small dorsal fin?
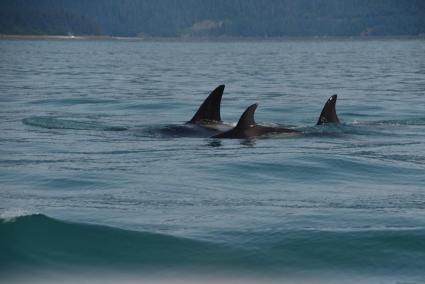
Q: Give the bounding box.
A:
[189,85,224,123]
[317,94,340,125]
[235,104,258,129]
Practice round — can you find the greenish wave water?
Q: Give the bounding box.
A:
[2,214,425,281]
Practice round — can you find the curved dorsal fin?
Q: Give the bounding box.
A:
[189,85,224,123]
[317,94,340,125]
[235,104,258,129]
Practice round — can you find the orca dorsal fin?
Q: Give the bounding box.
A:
[189,85,224,124]
[317,94,340,125]
[235,104,258,129]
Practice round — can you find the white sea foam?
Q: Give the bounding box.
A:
[0,209,38,222]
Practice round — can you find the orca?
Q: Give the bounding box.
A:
[212,104,299,139]
[186,84,233,132]
[140,85,233,138]
[317,94,339,125]
[212,94,340,139]
[188,85,224,125]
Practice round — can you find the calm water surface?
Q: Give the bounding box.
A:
[1,38,425,283]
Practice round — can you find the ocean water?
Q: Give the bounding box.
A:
[1,38,425,283]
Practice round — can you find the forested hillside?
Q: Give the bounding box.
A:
[1,0,424,37]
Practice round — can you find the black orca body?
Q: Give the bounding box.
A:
[212,104,299,139]
[142,85,232,138]
[186,85,225,125]
[186,84,233,132]
[317,94,339,125]
[212,95,340,139]
[188,85,224,124]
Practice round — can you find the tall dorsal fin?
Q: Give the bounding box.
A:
[235,104,258,129]
[317,94,340,125]
[189,85,224,124]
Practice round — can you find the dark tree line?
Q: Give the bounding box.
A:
[1,0,424,37]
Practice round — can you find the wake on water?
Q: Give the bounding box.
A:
[21,115,425,139]
[22,116,128,131]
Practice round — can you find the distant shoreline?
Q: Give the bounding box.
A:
[0,34,145,41]
[1,34,424,42]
